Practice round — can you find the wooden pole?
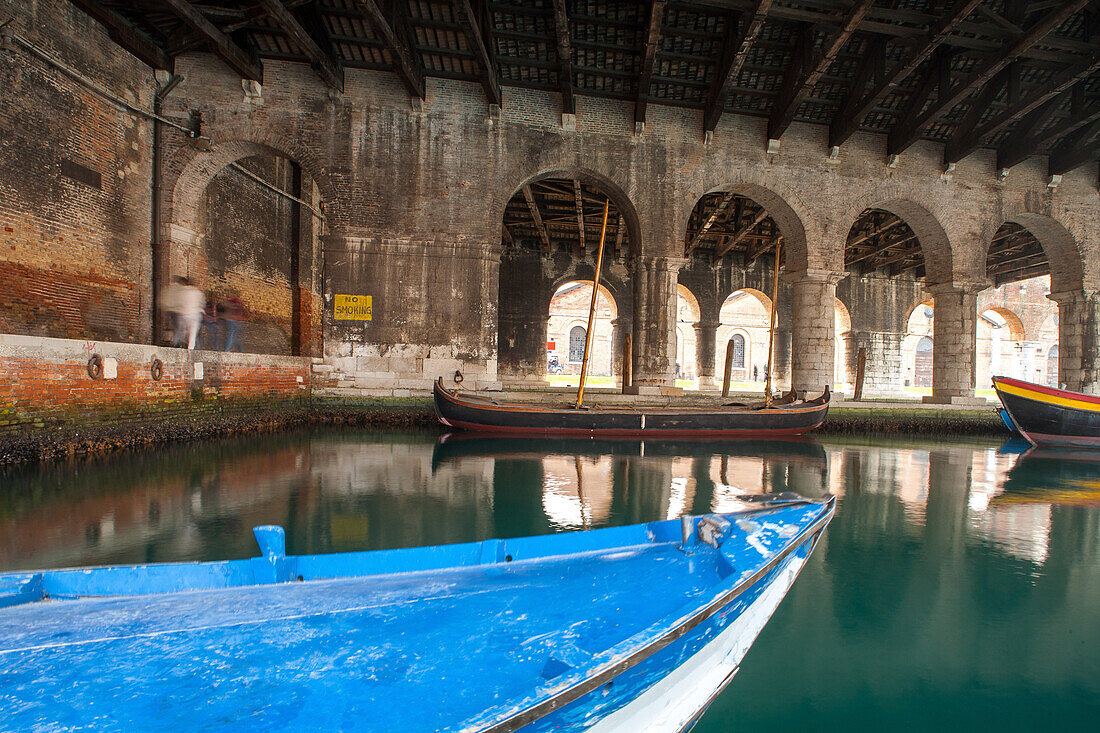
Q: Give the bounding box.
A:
[764,238,782,407]
[576,200,611,408]
[722,338,734,397]
[854,346,867,400]
[621,332,632,393]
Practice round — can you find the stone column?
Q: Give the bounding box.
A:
[924,281,985,404]
[1049,289,1100,394]
[694,319,719,389]
[785,270,843,397]
[610,317,629,387]
[630,256,686,388]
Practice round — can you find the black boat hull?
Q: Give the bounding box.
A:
[433,380,829,437]
[993,376,1100,448]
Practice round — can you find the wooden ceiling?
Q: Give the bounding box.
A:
[503,177,629,255]
[70,1,1100,175]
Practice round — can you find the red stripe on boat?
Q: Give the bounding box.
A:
[993,376,1100,406]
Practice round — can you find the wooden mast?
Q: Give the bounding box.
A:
[576,200,611,408]
[764,237,782,407]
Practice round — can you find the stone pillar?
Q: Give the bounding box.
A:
[497,249,551,386]
[1049,289,1100,394]
[630,256,685,387]
[611,317,629,387]
[694,319,719,389]
[785,270,843,397]
[924,281,985,404]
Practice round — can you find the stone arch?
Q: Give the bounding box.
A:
[679,180,815,271]
[165,138,341,231]
[986,213,1083,294]
[677,283,702,323]
[717,289,774,385]
[833,193,955,285]
[547,280,618,377]
[981,306,1026,342]
[720,287,773,316]
[903,301,935,390]
[834,297,852,391]
[495,167,643,258]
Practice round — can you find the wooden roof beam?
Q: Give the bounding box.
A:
[704,0,773,134]
[714,208,769,259]
[888,0,1090,156]
[573,179,586,252]
[845,214,904,249]
[767,0,874,141]
[745,232,781,266]
[551,0,575,115]
[846,232,920,268]
[829,0,982,148]
[523,186,552,252]
[163,0,262,81]
[635,0,667,127]
[1048,118,1100,175]
[455,0,501,107]
[67,0,173,71]
[947,53,1100,163]
[358,0,425,99]
[255,0,343,91]
[685,192,736,254]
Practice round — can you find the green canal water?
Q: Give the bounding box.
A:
[2,430,1099,730]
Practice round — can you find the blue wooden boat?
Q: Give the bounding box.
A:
[0,495,835,732]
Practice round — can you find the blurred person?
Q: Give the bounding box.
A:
[198,295,218,350]
[219,293,249,352]
[160,276,186,347]
[177,278,205,350]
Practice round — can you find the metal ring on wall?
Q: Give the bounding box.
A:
[150,357,163,382]
[87,354,103,380]
[454,370,464,384]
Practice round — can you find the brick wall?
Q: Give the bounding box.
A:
[0,334,310,443]
[0,0,155,344]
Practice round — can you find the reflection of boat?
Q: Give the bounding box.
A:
[434,378,830,437]
[0,496,835,732]
[996,447,1100,505]
[993,376,1100,448]
[432,432,827,470]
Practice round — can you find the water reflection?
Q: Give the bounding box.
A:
[2,430,1100,728]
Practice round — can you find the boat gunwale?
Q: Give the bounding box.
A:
[434,379,831,417]
[464,496,836,733]
[993,376,1100,412]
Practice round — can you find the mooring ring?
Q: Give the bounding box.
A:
[87,354,103,379]
[454,370,464,384]
[150,357,164,382]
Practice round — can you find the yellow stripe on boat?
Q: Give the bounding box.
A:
[996,381,1100,413]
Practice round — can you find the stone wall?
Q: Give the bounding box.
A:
[3,0,1100,397]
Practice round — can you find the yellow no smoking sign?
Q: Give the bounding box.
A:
[335,294,372,321]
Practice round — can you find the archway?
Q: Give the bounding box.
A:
[547,281,618,383]
[976,307,1026,391]
[984,220,1065,389]
[165,147,325,356]
[676,284,701,386]
[834,298,852,393]
[903,302,935,393]
[497,174,637,385]
[717,289,772,389]
[844,203,950,397]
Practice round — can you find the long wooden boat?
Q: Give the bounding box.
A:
[434,378,830,437]
[992,375,1100,448]
[0,495,835,732]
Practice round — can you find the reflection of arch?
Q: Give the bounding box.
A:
[497,167,643,257]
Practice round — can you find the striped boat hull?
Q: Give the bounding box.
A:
[992,376,1100,448]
